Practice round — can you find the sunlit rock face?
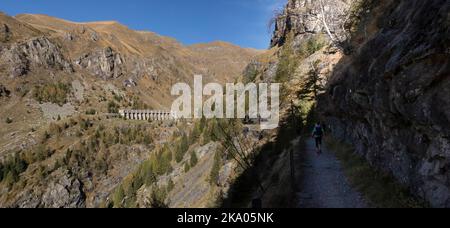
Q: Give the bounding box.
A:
[271,0,354,47]
[75,47,124,80]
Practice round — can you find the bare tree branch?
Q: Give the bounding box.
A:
[213,119,267,196]
[319,0,337,44]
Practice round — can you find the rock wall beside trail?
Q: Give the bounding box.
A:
[271,0,450,207]
[317,0,450,207]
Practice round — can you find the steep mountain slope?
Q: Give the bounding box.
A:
[0,12,262,151]
[2,13,261,105]
[188,41,264,83]
[0,12,262,208]
[0,13,42,43]
[15,14,261,83]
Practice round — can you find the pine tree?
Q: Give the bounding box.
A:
[209,151,222,185]
[184,163,191,173]
[113,185,125,208]
[190,151,198,167]
[176,133,189,163]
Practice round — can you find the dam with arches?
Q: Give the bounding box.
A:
[119,110,177,121]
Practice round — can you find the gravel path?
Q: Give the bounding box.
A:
[295,138,367,208]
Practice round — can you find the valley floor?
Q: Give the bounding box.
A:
[294,138,367,208]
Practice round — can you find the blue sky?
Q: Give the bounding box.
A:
[1,0,287,49]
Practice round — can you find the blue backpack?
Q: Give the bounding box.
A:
[314,125,323,137]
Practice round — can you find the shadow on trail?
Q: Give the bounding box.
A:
[218,104,368,208]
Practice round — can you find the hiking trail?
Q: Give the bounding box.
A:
[293,138,368,208]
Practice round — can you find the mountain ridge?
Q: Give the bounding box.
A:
[14,13,264,51]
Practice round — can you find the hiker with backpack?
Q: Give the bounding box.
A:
[312,122,324,154]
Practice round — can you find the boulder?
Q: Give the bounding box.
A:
[41,168,86,208]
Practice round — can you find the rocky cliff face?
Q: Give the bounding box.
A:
[13,168,85,208]
[317,0,450,207]
[1,37,73,77]
[271,0,353,47]
[75,47,124,80]
[270,0,449,207]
